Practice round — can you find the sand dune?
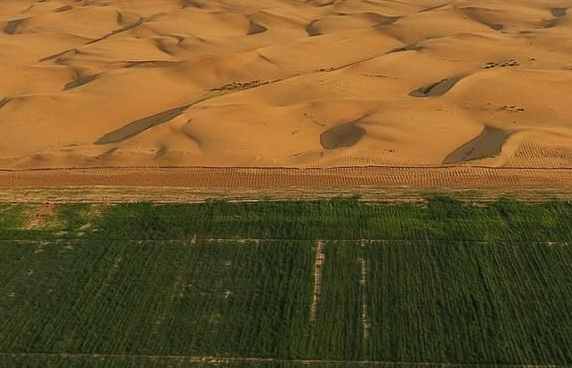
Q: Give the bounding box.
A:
[1,0,572,169]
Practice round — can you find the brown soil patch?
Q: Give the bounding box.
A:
[28,202,55,228]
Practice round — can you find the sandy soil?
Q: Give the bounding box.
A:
[0,166,571,190]
[1,0,572,171]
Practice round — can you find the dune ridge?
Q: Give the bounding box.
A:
[1,0,571,170]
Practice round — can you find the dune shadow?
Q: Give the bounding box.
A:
[64,75,98,90]
[0,98,9,111]
[182,0,205,9]
[248,21,267,35]
[95,105,190,145]
[125,60,180,68]
[54,5,73,13]
[443,126,510,164]
[4,19,23,35]
[306,20,320,37]
[39,49,72,63]
[371,14,400,27]
[551,8,567,17]
[320,122,366,149]
[420,1,452,13]
[459,7,504,31]
[543,18,561,28]
[409,76,463,97]
[386,44,422,54]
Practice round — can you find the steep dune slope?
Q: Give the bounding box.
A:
[0,0,571,169]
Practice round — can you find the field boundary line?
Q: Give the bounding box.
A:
[310,239,325,324]
[0,352,568,367]
[360,241,371,353]
[2,238,572,245]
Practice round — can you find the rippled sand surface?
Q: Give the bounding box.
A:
[1,0,572,169]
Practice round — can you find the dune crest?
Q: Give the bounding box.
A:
[0,0,571,169]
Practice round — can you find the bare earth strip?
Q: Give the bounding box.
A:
[360,247,371,352]
[0,167,571,203]
[310,240,325,325]
[0,352,568,368]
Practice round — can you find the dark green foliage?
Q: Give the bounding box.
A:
[2,198,572,242]
[52,203,95,230]
[362,242,572,364]
[0,204,28,229]
[0,240,313,358]
[309,242,363,360]
[1,197,572,367]
[64,198,572,241]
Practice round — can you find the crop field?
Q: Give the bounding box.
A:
[1,198,572,368]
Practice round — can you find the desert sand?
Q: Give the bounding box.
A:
[1,0,572,171]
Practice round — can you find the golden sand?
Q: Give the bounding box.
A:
[1,0,571,170]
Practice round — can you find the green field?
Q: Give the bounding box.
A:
[1,198,572,368]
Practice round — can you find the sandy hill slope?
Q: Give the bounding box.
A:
[1,0,571,169]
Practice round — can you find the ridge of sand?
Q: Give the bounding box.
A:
[1,0,572,171]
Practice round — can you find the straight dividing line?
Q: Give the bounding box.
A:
[0,353,567,367]
[360,241,370,358]
[310,239,325,324]
[2,238,572,245]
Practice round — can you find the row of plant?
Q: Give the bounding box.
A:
[2,197,572,242]
[0,240,313,357]
[2,238,572,364]
[291,240,572,363]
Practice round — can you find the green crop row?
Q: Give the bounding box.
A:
[0,240,313,358]
[1,239,572,365]
[1,197,572,242]
[314,241,572,364]
[1,198,572,367]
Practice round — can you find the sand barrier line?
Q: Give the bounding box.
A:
[310,239,325,324]
[0,352,567,367]
[2,238,572,246]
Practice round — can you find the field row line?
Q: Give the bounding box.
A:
[310,239,325,324]
[2,237,572,245]
[0,352,567,367]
